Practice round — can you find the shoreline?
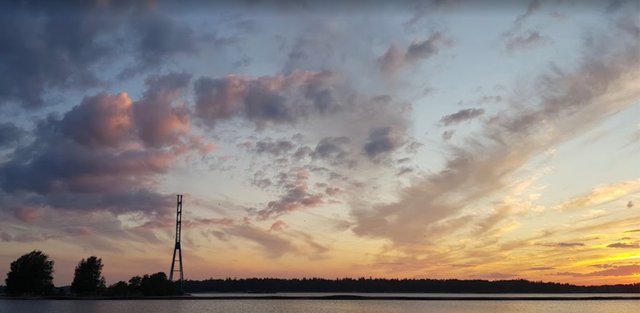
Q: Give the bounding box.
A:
[2,294,639,301]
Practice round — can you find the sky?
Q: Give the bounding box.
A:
[0,0,639,287]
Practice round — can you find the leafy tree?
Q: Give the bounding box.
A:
[105,281,129,297]
[128,275,142,295]
[70,256,106,295]
[140,272,174,296]
[5,250,55,296]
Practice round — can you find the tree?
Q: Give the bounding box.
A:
[139,272,174,296]
[70,256,106,295]
[5,250,55,296]
[105,281,129,297]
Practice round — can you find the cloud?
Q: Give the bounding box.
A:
[249,180,324,220]
[269,220,288,232]
[558,265,640,277]
[555,179,640,210]
[607,242,640,248]
[61,93,134,147]
[441,130,455,141]
[363,127,404,160]
[503,0,543,38]
[539,242,584,248]
[0,2,211,109]
[194,71,337,127]
[132,72,209,152]
[501,1,551,53]
[226,224,297,258]
[505,31,552,53]
[379,31,452,76]
[528,266,555,271]
[353,15,640,246]
[254,139,296,156]
[0,1,121,108]
[439,108,485,126]
[313,136,353,165]
[0,73,211,215]
[119,12,199,77]
[0,123,25,148]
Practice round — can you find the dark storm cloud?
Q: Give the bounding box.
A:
[439,108,485,126]
[0,123,25,148]
[0,1,208,109]
[0,1,121,108]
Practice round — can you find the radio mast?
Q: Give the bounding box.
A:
[169,194,184,294]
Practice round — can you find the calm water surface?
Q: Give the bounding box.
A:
[1,298,638,313]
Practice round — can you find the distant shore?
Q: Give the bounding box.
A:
[2,294,639,301]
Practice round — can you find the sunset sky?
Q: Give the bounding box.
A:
[1,0,639,287]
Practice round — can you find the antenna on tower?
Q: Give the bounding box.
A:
[169,194,184,294]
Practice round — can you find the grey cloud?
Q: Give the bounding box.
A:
[255,139,296,156]
[0,73,210,215]
[313,136,351,163]
[251,186,324,221]
[0,2,209,109]
[379,31,452,76]
[364,127,403,159]
[120,12,198,77]
[0,1,121,108]
[504,0,543,38]
[61,93,133,148]
[528,266,555,271]
[442,130,455,141]
[554,242,585,248]
[502,1,549,53]
[607,242,640,248]
[439,108,485,126]
[248,168,325,220]
[406,32,449,61]
[193,71,337,127]
[193,76,246,123]
[0,123,26,148]
[0,136,174,194]
[505,31,552,52]
[558,265,640,277]
[244,89,296,125]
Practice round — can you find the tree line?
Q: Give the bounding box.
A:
[2,250,639,296]
[182,277,639,293]
[2,250,176,297]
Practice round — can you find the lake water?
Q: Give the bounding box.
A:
[1,296,638,313]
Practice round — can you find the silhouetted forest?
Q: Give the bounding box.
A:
[182,278,640,293]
